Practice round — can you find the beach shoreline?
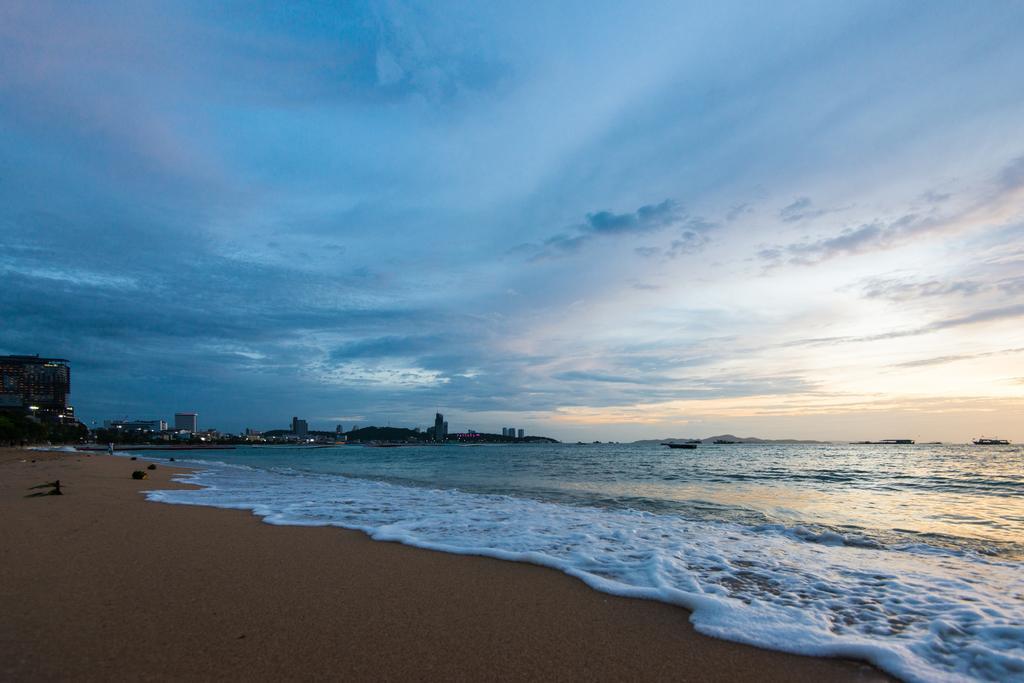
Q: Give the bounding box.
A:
[0,447,888,681]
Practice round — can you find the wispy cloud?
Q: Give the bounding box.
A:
[785,304,1024,348]
[778,197,838,223]
[890,347,1024,369]
[532,199,682,257]
[860,277,984,302]
[760,156,1024,267]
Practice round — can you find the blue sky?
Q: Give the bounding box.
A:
[2,1,1023,440]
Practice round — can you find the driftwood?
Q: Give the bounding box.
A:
[27,480,63,497]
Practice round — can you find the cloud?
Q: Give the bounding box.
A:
[532,199,682,258]
[665,217,718,258]
[785,303,1024,348]
[891,347,1024,369]
[998,156,1024,190]
[778,197,836,223]
[586,199,680,234]
[860,277,984,302]
[761,155,1024,266]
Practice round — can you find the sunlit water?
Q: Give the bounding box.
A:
[136,442,1024,682]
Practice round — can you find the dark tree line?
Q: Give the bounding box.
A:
[0,412,88,446]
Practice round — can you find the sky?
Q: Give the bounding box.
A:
[2,1,1024,442]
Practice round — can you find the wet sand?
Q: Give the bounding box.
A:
[0,448,889,681]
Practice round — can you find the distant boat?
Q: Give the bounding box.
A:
[663,443,697,449]
[713,439,737,444]
[973,437,1010,445]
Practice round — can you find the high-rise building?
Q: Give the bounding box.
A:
[0,355,73,423]
[291,416,309,437]
[517,428,525,439]
[433,412,445,441]
[174,412,198,432]
[507,426,515,438]
[501,427,508,437]
[442,421,448,439]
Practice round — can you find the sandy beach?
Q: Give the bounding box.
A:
[0,448,887,681]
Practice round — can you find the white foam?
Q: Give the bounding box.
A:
[148,463,1024,682]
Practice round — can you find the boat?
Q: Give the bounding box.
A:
[663,443,697,449]
[713,439,737,444]
[973,437,1010,445]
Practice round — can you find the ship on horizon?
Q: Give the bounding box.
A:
[973,437,1011,445]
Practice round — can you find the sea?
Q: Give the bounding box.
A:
[131,442,1024,682]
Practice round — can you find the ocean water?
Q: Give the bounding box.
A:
[136,442,1023,682]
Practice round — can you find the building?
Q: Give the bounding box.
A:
[291,416,308,437]
[0,355,73,423]
[433,412,446,441]
[174,412,198,432]
[507,426,516,438]
[105,419,167,432]
[501,427,508,437]
[517,428,525,439]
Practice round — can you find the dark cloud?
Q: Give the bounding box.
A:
[585,199,679,235]
[533,199,682,258]
[329,335,448,361]
[553,370,654,384]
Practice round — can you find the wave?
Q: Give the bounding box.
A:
[145,461,1024,682]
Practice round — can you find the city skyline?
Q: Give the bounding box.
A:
[2,2,1023,442]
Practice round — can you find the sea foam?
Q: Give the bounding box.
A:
[146,460,1024,682]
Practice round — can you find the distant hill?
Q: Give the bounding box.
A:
[634,434,827,445]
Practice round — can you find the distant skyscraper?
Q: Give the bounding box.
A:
[174,412,198,432]
[442,421,448,439]
[517,428,525,439]
[507,426,515,438]
[0,355,72,423]
[434,412,445,441]
[501,427,508,437]
[335,424,343,434]
[291,416,308,437]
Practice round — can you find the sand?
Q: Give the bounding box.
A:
[0,448,889,681]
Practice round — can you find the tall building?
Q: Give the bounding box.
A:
[507,426,515,438]
[291,416,308,437]
[174,412,198,432]
[501,427,508,437]
[433,412,445,441]
[517,428,525,439]
[0,355,73,423]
